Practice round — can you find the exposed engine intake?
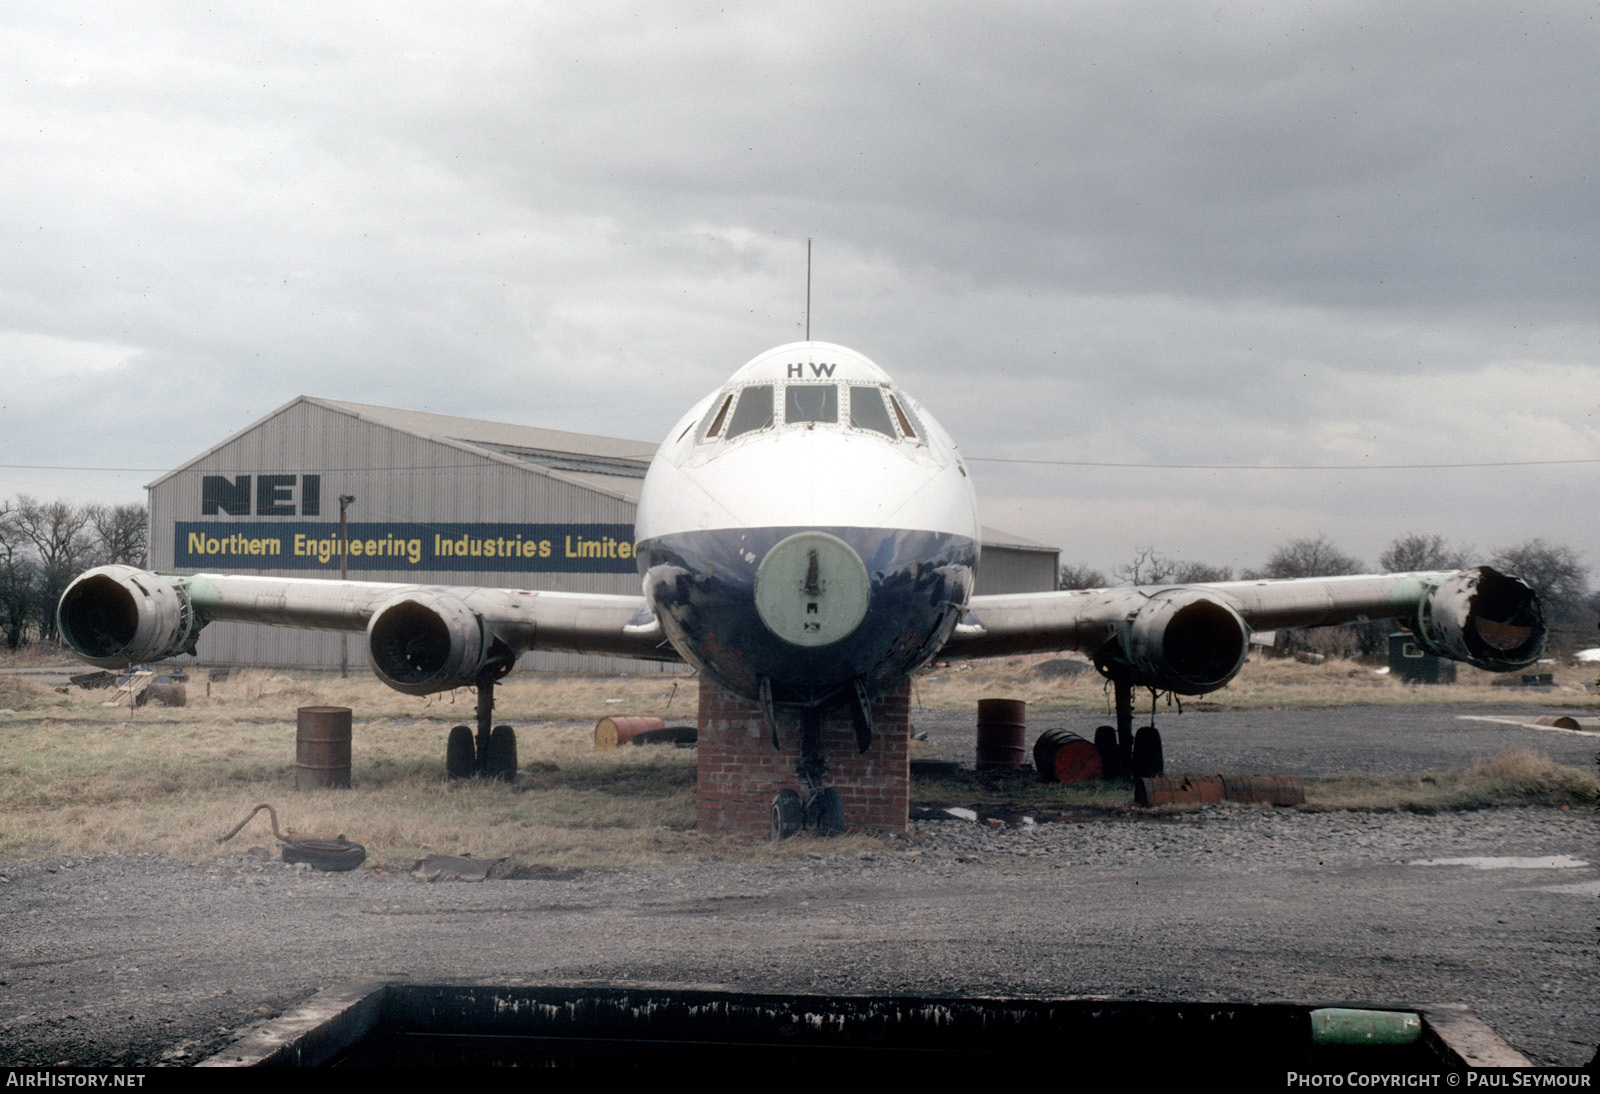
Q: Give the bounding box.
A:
[1411,566,1545,671]
[57,566,201,668]
[366,593,492,695]
[1110,589,1250,695]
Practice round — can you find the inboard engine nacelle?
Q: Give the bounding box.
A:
[57,565,202,669]
[1411,566,1545,672]
[366,592,497,695]
[1109,588,1251,695]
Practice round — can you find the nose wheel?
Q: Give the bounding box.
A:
[769,705,847,840]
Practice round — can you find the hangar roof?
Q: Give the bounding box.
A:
[150,395,657,503]
[979,526,1058,552]
[313,398,657,477]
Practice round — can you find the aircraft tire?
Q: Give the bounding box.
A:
[1094,725,1122,780]
[485,725,518,781]
[446,725,474,779]
[770,789,803,841]
[1133,725,1164,779]
[282,838,367,872]
[807,788,846,836]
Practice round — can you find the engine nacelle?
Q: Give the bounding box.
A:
[1412,566,1545,671]
[366,592,492,695]
[57,566,201,668]
[1111,588,1250,695]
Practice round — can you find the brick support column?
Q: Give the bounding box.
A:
[696,678,911,836]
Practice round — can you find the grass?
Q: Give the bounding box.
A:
[1303,751,1599,813]
[914,652,1600,713]
[911,750,1596,816]
[0,653,1593,866]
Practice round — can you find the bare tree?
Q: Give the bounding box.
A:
[1059,563,1109,590]
[1171,561,1233,583]
[0,500,40,649]
[12,496,94,643]
[1251,534,1364,579]
[1113,548,1233,586]
[1380,533,1470,572]
[1490,540,1591,651]
[1115,547,1178,585]
[88,503,149,568]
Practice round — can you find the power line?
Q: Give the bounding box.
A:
[3,454,1598,476]
[964,456,1600,471]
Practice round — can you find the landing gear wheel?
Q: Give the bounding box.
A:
[805,788,846,836]
[1093,725,1122,781]
[1132,725,1164,779]
[446,725,475,779]
[485,725,518,782]
[770,789,803,841]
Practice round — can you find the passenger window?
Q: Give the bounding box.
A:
[724,385,774,439]
[785,384,838,425]
[849,386,896,438]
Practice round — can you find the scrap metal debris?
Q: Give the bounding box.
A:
[216,802,366,872]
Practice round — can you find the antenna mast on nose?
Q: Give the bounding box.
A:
[805,238,811,341]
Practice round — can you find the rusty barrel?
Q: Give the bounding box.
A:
[1220,774,1305,805]
[975,698,1027,771]
[1033,728,1103,783]
[296,706,352,790]
[595,715,666,751]
[1135,775,1226,806]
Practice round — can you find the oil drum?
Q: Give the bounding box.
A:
[296,706,352,790]
[975,698,1027,771]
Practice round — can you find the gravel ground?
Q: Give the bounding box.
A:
[1,704,1596,1068]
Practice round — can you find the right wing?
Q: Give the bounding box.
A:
[942,566,1545,695]
[57,566,680,694]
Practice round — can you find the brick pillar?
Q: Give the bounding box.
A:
[696,677,910,835]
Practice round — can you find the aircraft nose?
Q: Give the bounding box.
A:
[753,531,871,647]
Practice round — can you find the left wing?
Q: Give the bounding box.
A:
[57,566,679,694]
[942,566,1544,695]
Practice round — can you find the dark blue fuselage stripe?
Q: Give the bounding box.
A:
[637,526,977,703]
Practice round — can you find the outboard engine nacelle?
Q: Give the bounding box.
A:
[1412,566,1545,671]
[1112,588,1251,695]
[366,592,494,695]
[57,566,201,668]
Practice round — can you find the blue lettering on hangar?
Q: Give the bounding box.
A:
[174,522,638,573]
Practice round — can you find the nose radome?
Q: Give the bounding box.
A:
[753,531,871,648]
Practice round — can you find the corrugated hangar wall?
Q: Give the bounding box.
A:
[148,397,1060,672]
[149,397,667,673]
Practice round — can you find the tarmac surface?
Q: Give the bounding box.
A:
[1,701,1596,1068]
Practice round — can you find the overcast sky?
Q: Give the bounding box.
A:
[2,2,1595,577]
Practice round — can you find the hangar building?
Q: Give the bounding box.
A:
[148,396,1059,671]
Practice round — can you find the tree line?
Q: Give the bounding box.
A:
[0,496,149,649]
[1061,533,1595,656]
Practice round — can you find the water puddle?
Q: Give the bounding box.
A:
[1407,855,1588,870]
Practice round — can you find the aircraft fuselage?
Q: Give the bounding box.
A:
[634,342,980,707]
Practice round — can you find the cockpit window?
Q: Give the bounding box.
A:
[784,384,837,425]
[887,393,923,440]
[700,393,733,440]
[848,386,896,438]
[724,385,774,439]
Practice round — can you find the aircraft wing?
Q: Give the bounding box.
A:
[942,566,1545,695]
[57,566,679,695]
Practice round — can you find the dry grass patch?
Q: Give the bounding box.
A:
[914,653,1598,713]
[1304,751,1598,813]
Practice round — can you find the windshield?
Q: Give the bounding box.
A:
[724,385,774,439]
[785,384,838,425]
